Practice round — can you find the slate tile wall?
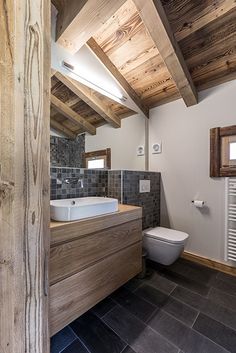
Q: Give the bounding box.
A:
[108,170,161,230]
[50,134,85,168]
[50,167,108,200]
[122,171,161,230]
[107,171,122,202]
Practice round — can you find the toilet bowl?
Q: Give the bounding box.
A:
[143,227,189,265]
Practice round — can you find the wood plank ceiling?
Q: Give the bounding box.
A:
[51,0,236,138]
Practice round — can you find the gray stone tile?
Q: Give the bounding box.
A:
[111,287,156,323]
[91,297,116,318]
[208,287,236,312]
[193,313,236,352]
[155,267,210,296]
[62,339,89,353]
[134,284,169,308]
[103,305,178,353]
[172,286,236,331]
[122,347,136,353]
[70,311,126,353]
[51,326,76,353]
[162,297,198,327]
[210,275,236,297]
[145,271,177,294]
[149,310,229,353]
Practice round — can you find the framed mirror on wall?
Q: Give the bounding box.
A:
[210,125,236,177]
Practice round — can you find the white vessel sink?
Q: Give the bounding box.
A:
[50,197,119,222]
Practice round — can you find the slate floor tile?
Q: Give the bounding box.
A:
[216,271,236,285]
[111,287,156,323]
[103,305,178,353]
[51,326,76,353]
[193,313,236,353]
[122,347,136,353]
[62,339,89,353]
[144,271,177,294]
[149,309,229,353]
[172,286,236,331]
[91,297,116,318]
[154,267,210,296]
[210,276,236,296]
[134,284,169,307]
[124,277,144,292]
[162,297,198,327]
[70,311,126,353]
[208,287,236,311]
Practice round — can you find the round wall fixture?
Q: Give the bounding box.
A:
[137,146,145,156]
[152,142,162,154]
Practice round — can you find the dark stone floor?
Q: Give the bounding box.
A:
[51,258,236,353]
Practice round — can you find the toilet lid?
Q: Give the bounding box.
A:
[144,227,189,244]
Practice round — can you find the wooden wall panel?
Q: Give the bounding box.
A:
[0,0,50,352]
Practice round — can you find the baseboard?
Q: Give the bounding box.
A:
[182,251,236,277]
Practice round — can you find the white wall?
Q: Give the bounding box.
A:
[85,114,146,170]
[149,80,236,264]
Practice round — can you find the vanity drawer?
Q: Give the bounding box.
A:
[50,242,142,336]
[50,219,142,284]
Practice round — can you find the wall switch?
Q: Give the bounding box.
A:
[139,180,150,193]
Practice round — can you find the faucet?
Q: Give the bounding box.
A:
[63,177,84,188]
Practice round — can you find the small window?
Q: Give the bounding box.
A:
[210,125,236,177]
[230,142,236,160]
[83,148,111,169]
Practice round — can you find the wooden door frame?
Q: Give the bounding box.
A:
[0,1,51,352]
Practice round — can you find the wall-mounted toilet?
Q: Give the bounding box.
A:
[143,227,189,265]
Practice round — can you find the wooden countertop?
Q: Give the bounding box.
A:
[50,204,142,246]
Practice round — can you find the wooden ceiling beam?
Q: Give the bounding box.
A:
[51,94,96,135]
[50,118,77,139]
[87,38,149,118]
[133,0,198,107]
[54,0,127,54]
[55,71,121,128]
[175,0,236,42]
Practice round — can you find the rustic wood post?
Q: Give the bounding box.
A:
[0,1,50,352]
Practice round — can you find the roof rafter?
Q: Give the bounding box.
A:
[175,0,236,41]
[51,94,96,135]
[133,0,198,107]
[55,71,121,128]
[53,0,127,54]
[87,38,149,118]
[50,118,77,139]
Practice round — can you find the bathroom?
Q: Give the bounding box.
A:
[1,1,236,353]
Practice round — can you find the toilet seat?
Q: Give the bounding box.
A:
[143,227,189,245]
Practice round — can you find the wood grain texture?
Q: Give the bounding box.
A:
[55,72,121,128]
[0,0,50,352]
[55,0,127,53]
[50,242,142,335]
[50,118,77,139]
[133,0,198,107]
[50,204,142,245]
[210,127,221,177]
[162,0,236,41]
[50,219,142,284]
[182,251,236,276]
[51,94,96,135]
[87,38,150,118]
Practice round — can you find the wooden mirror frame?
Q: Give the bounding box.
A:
[210,125,236,177]
[82,148,111,169]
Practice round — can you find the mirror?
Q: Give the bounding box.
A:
[50,114,147,170]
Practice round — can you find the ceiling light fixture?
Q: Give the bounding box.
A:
[62,61,127,103]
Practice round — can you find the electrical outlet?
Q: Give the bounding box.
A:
[139,180,150,193]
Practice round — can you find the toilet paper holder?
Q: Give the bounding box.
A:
[191,200,205,208]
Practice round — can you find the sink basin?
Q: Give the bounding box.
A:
[50,197,119,222]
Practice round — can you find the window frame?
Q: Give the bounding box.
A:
[210,125,236,177]
[82,148,111,169]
